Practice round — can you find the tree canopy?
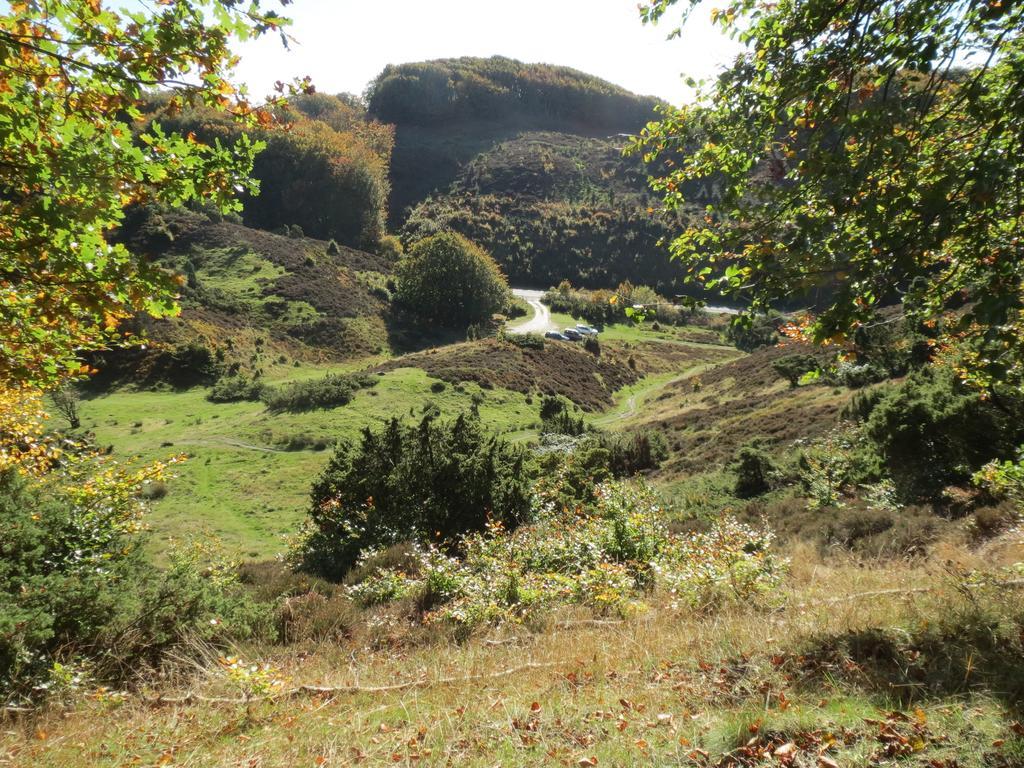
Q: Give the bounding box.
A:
[368,56,660,132]
[154,95,394,248]
[395,232,512,327]
[0,0,291,389]
[636,0,1024,391]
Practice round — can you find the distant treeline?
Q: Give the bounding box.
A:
[367,56,661,132]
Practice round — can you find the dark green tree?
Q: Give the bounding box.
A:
[299,413,534,580]
[395,232,511,327]
[772,354,820,388]
[732,443,779,498]
[861,367,1024,500]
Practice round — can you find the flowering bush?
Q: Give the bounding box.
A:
[347,480,786,630]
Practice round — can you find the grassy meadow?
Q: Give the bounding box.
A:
[7,543,1024,767]
[73,310,739,558]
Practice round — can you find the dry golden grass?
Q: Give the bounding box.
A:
[5,539,1024,767]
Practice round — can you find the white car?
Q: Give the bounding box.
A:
[575,324,599,336]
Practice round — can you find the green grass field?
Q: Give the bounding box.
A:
[74,305,740,560]
[81,366,540,558]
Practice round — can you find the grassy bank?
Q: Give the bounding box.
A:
[6,541,1024,767]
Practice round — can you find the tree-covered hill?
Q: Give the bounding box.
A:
[401,131,696,290]
[367,56,660,131]
[366,57,663,223]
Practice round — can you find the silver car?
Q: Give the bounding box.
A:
[575,324,599,336]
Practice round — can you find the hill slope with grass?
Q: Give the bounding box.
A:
[90,207,399,389]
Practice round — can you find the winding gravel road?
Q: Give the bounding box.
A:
[509,288,556,334]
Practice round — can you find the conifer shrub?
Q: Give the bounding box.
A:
[0,463,268,703]
[294,412,534,580]
[858,367,1024,501]
[732,443,780,498]
[207,374,265,403]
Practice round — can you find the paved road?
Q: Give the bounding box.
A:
[509,286,741,336]
[509,288,556,334]
[704,304,742,316]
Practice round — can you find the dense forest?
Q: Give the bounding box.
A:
[401,132,697,290]
[367,56,664,223]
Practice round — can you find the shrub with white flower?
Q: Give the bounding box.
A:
[347,480,787,630]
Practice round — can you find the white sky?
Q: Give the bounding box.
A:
[231,0,743,106]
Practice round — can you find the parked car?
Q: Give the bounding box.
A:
[575,324,599,336]
[563,328,584,341]
[545,331,569,341]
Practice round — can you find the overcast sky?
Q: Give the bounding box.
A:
[230,0,743,105]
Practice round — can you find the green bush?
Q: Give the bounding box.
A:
[726,314,780,352]
[207,374,265,403]
[294,412,535,580]
[501,331,545,350]
[271,432,333,452]
[0,466,268,703]
[262,372,378,413]
[732,443,780,498]
[831,361,888,389]
[593,430,669,477]
[378,234,404,260]
[539,395,567,421]
[395,232,511,328]
[860,367,1024,500]
[771,353,819,388]
[146,342,220,389]
[797,426,881,509]
[538,396,586,436]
